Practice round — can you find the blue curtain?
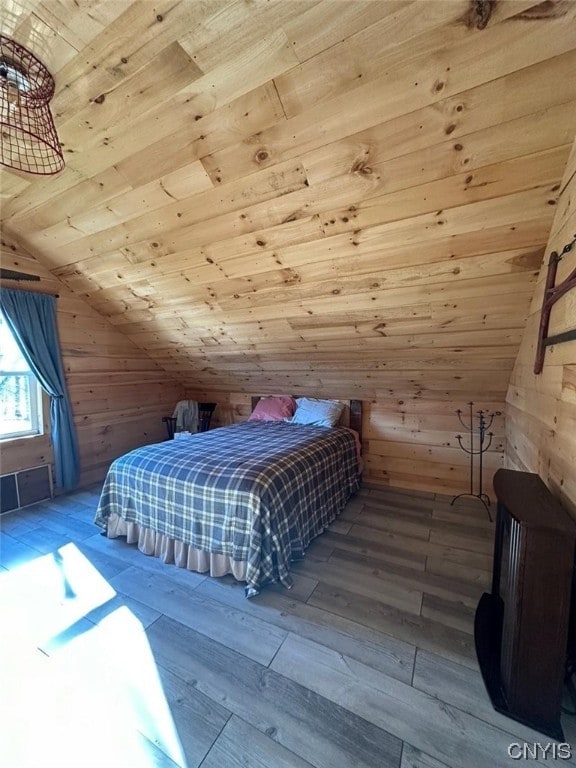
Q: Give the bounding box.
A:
[0,288,80,490]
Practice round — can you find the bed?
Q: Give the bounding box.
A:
[94,398,362,596]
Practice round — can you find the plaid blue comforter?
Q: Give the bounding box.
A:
[95,421,359,596]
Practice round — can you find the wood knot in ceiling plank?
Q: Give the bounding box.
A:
[470,0,495,29]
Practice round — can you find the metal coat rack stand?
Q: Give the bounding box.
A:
[451,402,495,520]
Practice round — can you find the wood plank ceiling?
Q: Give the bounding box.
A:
[1,0,576,404]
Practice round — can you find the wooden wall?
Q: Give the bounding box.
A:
[506,138,576,517]
[185,388,506,498]
[0,235,183,490]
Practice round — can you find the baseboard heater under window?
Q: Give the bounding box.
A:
[0,464,53,513]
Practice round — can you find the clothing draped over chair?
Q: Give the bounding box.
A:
[0,288,80,490]
[172,400,199,433]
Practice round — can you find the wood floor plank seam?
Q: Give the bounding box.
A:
[194,695,233,768]
[267,630,292,671]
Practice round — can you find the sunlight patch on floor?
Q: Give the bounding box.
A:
[0,544,187,767]
[0,542,115,646]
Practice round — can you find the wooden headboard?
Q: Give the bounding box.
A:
[250,396,363,443]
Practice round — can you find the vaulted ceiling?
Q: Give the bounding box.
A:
[1,0,575,401]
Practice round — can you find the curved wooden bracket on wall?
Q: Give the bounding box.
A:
[534,235,576,374]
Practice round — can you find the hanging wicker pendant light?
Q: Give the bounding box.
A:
[0,35,64,175]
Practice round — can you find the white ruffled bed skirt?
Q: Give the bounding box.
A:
[106,513,247,581]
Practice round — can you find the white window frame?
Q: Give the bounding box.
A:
[0,370,44,441]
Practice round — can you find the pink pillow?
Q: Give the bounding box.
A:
[248,396,296,422]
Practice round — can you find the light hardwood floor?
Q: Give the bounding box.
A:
[1,484,575,767]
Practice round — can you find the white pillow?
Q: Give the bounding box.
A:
[288,397,345,428]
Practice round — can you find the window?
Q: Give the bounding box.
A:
[0,313,43,439]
